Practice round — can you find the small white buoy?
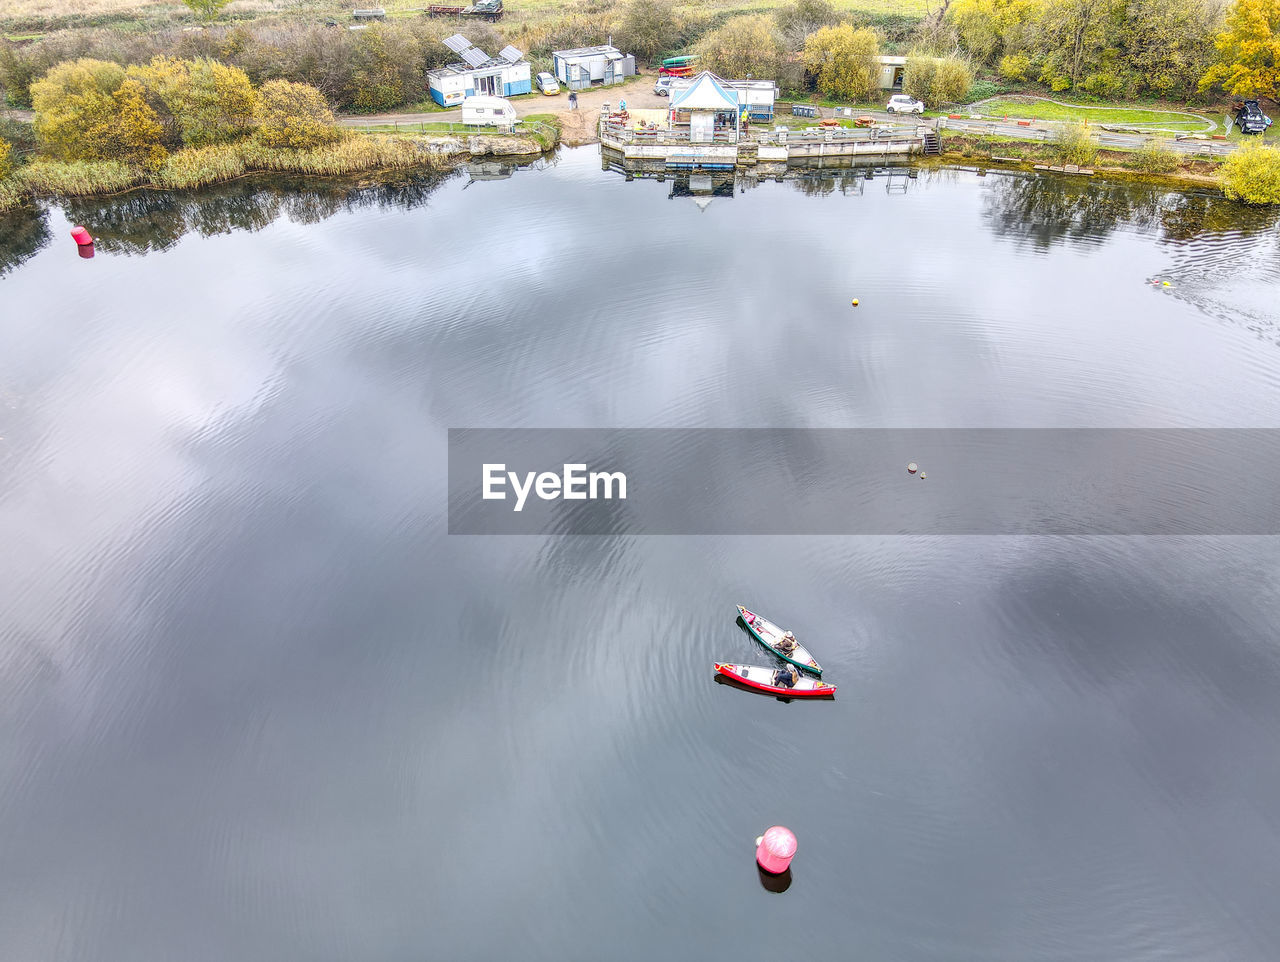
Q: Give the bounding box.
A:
[920,471,927,479]
[907,462,918,474]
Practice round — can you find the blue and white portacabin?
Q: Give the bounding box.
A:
[427,35,531,107]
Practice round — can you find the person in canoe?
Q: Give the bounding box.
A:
[773,666,799,688]
[776,631,799,654]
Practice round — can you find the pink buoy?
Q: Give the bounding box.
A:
[755,825,797,874]
[70,226,93,246]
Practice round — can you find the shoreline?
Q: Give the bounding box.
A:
[1,152,1233,213]
[0,129,558,213]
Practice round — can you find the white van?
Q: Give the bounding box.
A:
[462,95,518,128]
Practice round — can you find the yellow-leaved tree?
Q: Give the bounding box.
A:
[1200,0,1280,98]
[31,59,128,162]
[803,24,880,102]
[693,15,784,81]
[0,139,12,180]
[128,57,257,147]
[256,80,340,150]
[1221,142,1280,204]
[111,77,168,168]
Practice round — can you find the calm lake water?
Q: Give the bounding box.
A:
[3,148,1280,962]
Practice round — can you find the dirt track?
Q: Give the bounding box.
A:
[338,80,669,146]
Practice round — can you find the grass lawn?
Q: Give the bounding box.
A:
[970,97,1213,131]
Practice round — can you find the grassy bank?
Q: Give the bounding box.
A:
[937,132,1224,188]
[0,133,452,210]
[966,97,1217,133]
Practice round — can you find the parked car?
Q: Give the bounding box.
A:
[653,76,673,96]
[1235,100,1272,135]
[886,94,925,115]
[536,72,560,95]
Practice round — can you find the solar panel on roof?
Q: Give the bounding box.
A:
[498,45,523,63]
[443,34,473,54]
[461,47,489,68]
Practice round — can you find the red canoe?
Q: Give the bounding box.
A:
[714,663,836,697]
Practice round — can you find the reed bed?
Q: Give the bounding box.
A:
[153,143,247,189]
[1,133,452,206]
[18,158,141,195]
[0,177,27,211]
[239,135,437,175]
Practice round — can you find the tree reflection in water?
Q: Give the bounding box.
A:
[981,171,1279,250]
[0,210,52,278]
[0,169,458,268]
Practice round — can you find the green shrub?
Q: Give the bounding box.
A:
[1053,122,1098,166]
[998,54,1031,83]
[904,54,935,105]
[963,79,1004,103]
[1221,143,1280,206]
[0,139,12,180]
[1131,140,1179,174]
[931,57,972,107]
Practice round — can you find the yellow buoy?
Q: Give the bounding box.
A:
[1162,282,1171,287]
[851,298,859,306]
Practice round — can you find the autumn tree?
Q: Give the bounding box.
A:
[31,59,128,161]
[931,56,972,104]
[1220,142,1280,204]
[111,77,167,167]
[1200,0,1280,98]
[616,0,682,61]
[775,0,838,50]
[256,79,339,149]
[694,15,784,81]
[803,24,880,101]
[0,139,12,179]
[349,27,425,112]
[904,54,937,103]
[1119,0,1217,98]
[129,57,257,147]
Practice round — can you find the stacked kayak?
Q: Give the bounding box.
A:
[714,606,835,698]
[715,662,835,697]
[737,605,822,675]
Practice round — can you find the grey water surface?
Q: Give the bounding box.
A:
[2,148,1280,962]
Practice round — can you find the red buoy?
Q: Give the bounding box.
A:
[70,226,93,246]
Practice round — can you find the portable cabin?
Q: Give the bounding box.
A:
[427,35,532,106]
[875,56,907,90]
[552,45,636,90]
[462,95,517,127]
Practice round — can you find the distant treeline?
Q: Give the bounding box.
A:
[2,0,1276,118]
